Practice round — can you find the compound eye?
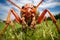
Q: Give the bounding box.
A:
[33,6,36,8]
[31,6,36,9]
[22,6,24,9]
[30,7,33,9]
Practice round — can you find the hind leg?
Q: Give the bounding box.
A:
[37,9,60,33]
[2,9,21,33]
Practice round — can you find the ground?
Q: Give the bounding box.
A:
[0,19,60,40]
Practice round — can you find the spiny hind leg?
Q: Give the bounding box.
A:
[2,9,21,33]
[37,9,60,33]
[2,10,11,33]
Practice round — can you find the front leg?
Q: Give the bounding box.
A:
[21,14,28,29]
[30,14,36,29]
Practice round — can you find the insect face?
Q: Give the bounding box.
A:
[22,4,36,13]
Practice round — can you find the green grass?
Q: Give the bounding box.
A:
[0,19,60,40]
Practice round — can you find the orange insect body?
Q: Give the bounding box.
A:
[21,4,36,18]
[2,0,60,33]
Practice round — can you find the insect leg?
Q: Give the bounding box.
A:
[2,9,21,33]
[37,9,60,33]
[2,10,11,33]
